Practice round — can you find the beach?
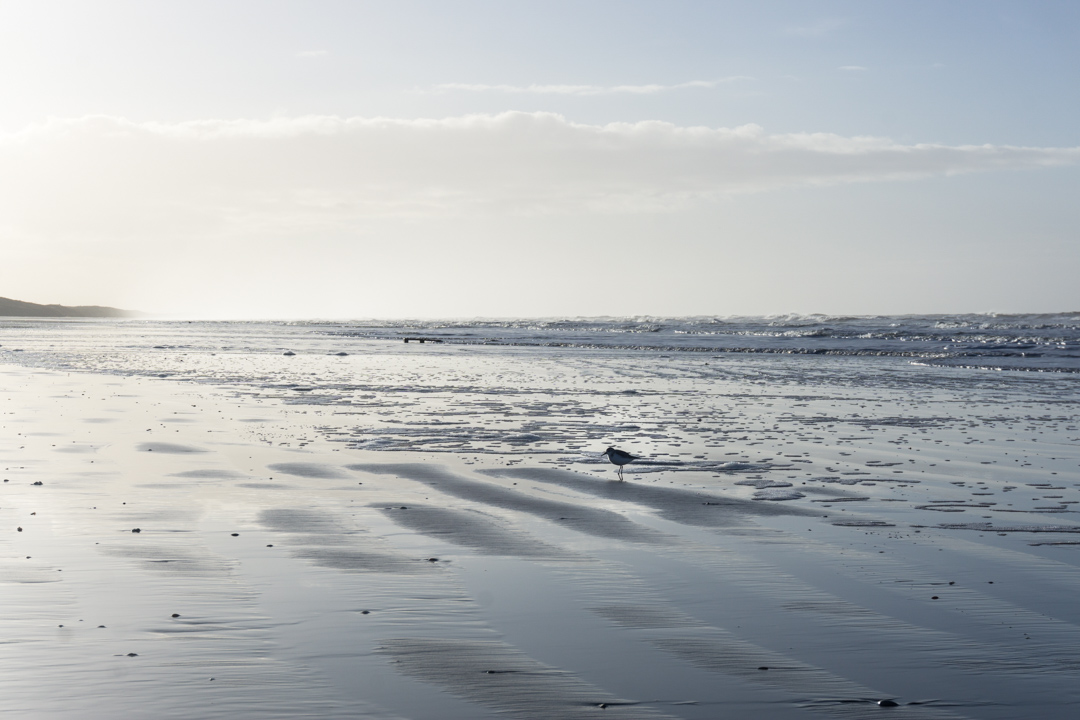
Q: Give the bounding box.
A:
[2,318,1080,719]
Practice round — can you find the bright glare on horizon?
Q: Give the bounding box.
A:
[0,0,1078,319]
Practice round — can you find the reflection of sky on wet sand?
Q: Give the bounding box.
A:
[1,322,1079,718]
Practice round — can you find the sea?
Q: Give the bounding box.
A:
[4,312,1080,371]
[4,311,1078,460]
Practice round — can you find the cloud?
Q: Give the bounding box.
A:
[0,112,1076,243]
[430,79,745,95]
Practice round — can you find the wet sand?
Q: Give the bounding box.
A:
[2,356,1080,719]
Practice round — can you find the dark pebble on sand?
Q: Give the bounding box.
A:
[98,625,105,628]
[427,558,439,562]
[171,613,180,618]
[131,528,141,533]
[32,481,43,486]
[758,666,768,671]
[399,506,407,510]
[283,351,296,356]
[878,700,899,707]
[334,352,348,356]
[361,610,370,614]
[127,653,138,657]
[266,544,273,547]
[17,527,22,532]
[231,533,239,537]
[932,596,939,599]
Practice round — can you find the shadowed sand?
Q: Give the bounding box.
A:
[378,505,578,559]
[268,462,352,479]
[379,638,669,720]
[259,508,437,573]
[348,463,668,544]
[480,466,818,527]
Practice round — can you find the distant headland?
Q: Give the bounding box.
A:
[0,296,136,318]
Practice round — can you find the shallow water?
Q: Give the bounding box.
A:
[1,319,1079,718]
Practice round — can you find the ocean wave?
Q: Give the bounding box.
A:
[7,313,1078,373]
[307,312,1080,373]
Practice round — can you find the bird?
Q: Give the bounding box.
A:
[600,447,639,480]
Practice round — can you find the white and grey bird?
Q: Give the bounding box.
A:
[600,447,639,480]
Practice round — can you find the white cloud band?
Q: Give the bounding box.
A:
[1,112,1076,240]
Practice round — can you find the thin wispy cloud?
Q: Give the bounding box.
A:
[1,113,1075,240]
[430,79,746,95]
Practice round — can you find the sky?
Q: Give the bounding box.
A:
[0,0,1077,318]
